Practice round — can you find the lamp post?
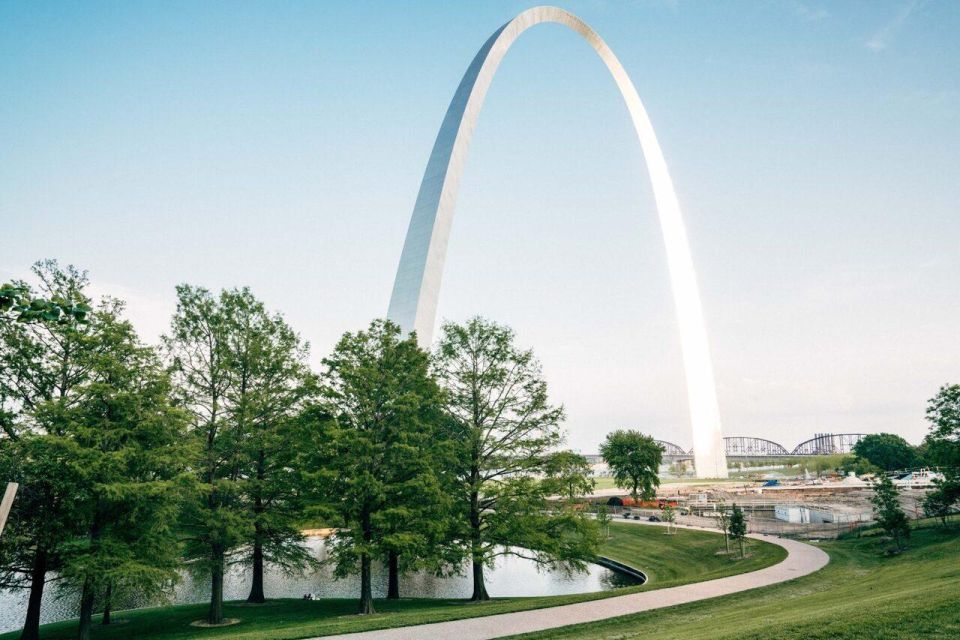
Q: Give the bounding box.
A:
[0,482,18,538]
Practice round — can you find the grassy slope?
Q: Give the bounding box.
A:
[506,524,960,640]
[0,523,784,640]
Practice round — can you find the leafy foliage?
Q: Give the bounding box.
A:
[852,433,918,471]
[870,475,910,552]
[599,430,662,502]
[321,319,446,614]
[728,504,747,558]
[434,317,598,601]
[544,451,595,503]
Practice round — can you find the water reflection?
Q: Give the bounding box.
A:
[0,538,640,633]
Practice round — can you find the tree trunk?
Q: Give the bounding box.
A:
[77,580,95,640]
[739,538,745,559]
[359,553,375,614]
[358,509,375,614]
[469,483,489,602]
[20,548,48,640]
[387,550,400,600]
[247,525,265,603]
[208,544,225,624]
[247,450,267,604]
[471,558,489,602]
[102,582,113,625]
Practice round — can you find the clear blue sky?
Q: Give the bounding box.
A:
[2,1,958,452]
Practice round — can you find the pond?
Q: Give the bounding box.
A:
[0,538,641,633]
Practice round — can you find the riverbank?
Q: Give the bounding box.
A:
[0,522,784,640]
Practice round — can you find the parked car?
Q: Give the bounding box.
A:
[648,515,661,522]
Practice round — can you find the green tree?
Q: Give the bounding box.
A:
[0,261,97,640]
[662,504,676,535]
[165,285,253,624]
[715,501,731,554]
[434,317,599,602]
[595,504,612,540]
[218,289,319,604]
[871,475,910,552]
[924,385,960,466]
[600,430,663,503]
[321,319,445,614]
[923,488,955,527]
[544,451,595,503]
[0,435,89,640]
[1,282,90,325]
[48,307,189,640]
[728,503,747,558]
[852,433,918,472]
[922,384,960,523]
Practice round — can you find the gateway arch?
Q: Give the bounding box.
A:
[387,6,728,478]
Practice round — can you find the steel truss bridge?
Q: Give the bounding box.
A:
[655,433,868,461]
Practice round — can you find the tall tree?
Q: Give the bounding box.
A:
[434,317,599,602]
[0,261,97,640]
[924,384,960,467]
[871,475,910,552]
[544,451,595,503]
[715,500,731,554]
[728,504,747,558]
[218,289,319,604]
[48,307,189,640]
[852,433,918,472]
[600,430,663,503]
[321,319,445,614]
[165,285,252,624]
[922,384,960,520]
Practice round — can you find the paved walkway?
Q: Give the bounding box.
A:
[314,523,829,640]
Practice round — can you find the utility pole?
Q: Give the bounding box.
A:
[0,483,18,538]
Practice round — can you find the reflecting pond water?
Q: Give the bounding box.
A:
[0,538,639,633]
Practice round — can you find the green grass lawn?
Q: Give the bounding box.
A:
[0,523,783,640]
[504,522,960,640]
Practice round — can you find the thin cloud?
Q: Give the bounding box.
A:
[785,0,830,22]
[866,0,922,52]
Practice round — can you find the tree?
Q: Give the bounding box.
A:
[217,289,319,604]
[165,285,253,624]
[321,319,446,614]
[600,430,663,503]
[728,504,747,558]
[434,317,599,602]
[871,475,910,552]
[0,434,90,640]
[924,384,960,469]
[544,451,595,503]
[923,488,955,527]
[48,307,189,640]
[595,504,612,540]
[715,501,731,554]
[852,433,918,472]
[0,261,97,640]
[662,504,676,535]
[1,282,90,325]
[921,385,960,525]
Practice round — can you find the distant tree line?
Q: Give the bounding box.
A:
[0,262,600,640]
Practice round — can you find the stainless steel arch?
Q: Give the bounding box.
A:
[387,5,727,479]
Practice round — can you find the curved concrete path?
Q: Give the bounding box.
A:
[314,523,829,640]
